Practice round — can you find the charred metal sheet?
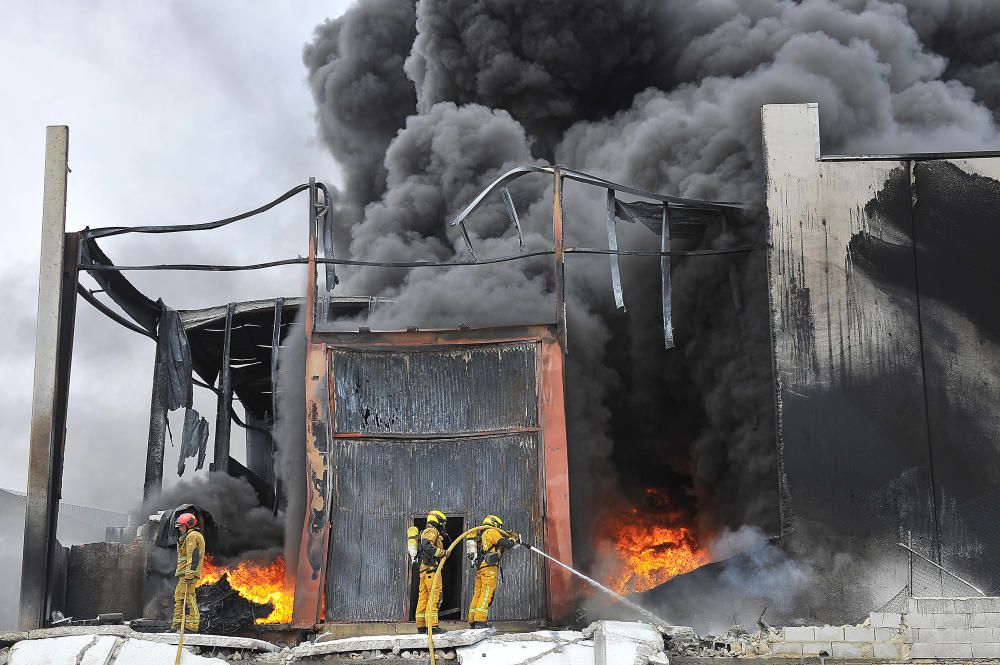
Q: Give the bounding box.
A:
[613,198,719,241]
[211,303,235,473]
[177,408,209,476]
[227,456,275,508]
[606,190,625,311]
[500,186,525,251]
[270,298,284,420]
[144,349,167,502]
[292,342,332,627]
[76,284,155,339]
[331,342,538,435]
[79,237,160,334]
[458,221,478,261]
[326,435,545,622]
[319,185,339,292]
[553,173,567,351]
[245,411,273,484]
[156,304,193,411]
[660,205,674,349]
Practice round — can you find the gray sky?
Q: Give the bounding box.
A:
[0,2,352,512]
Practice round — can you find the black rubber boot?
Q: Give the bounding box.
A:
[430,626,447,634]
[417,626,427,634]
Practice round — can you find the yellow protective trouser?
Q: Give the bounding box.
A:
[415,570,442,628]
[172,578,199,632]
[468,566,498,623]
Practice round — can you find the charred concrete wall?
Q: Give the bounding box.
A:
[64,542,147,620]
[762,104,1000,620]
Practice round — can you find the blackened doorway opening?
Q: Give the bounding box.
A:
[408,515,466,622]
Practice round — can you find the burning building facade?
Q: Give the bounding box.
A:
[21,132,743,632]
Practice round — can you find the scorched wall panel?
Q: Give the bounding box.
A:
[911,159,1000,590]
[331,343,538,435]
[326,436,545,622]
[763,104,937,620]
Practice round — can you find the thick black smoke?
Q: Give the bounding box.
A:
[145,473,283,560]
[304,0,1000,586]
[303,0,417,233]
[272,319,306,585]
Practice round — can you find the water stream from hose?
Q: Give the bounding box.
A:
[527,545,671,629]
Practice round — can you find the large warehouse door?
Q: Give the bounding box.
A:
[324,341,547,622]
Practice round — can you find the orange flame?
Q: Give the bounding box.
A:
[603,490,711,594]
[199,555,293,624]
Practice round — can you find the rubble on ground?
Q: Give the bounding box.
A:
[0,622,680,665]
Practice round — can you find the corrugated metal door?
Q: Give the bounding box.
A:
[325,341,546,622]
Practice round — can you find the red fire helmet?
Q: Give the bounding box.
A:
[175,512,198,529]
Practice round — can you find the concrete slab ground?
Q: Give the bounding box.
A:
[291,627,493,659]
[139,632,281,652]
[16,625,279,652]
[456,635,594,664]
[8,635,231,665]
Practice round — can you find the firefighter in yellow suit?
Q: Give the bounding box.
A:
[172,512,206,632]
[415,510,448,634]
[468,515,520,628]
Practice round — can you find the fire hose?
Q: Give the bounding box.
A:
[426,528,672,664]
[174,579,189,665]
[426,524,515,665]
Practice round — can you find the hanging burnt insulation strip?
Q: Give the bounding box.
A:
[318,184,339,291]
[661,205,674,349]
[606,189,625,311]
[501,187,526,251]
[81,184,311,239]
[270,298,284,515]
[459,221,479,261]
[80,237,160,333]
[177,408,209,476]
[212,303,235,473]
[76,284,155,339]
[271,298,283,422]
[156,304,194,410]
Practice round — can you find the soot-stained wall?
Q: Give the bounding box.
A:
[762,104,1000,621]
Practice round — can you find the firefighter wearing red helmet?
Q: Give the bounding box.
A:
[172,512,205,632]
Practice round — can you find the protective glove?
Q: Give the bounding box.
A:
[184,572,197,582]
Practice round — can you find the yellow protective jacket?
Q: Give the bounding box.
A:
[418,525,445,572]
[176,529,206,580]
[477,527,517,569]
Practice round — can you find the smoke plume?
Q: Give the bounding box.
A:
[304,0,1000,600]
[272,319,307,585]
[145,473,283,560]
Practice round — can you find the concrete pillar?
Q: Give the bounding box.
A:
[20,126,77,630]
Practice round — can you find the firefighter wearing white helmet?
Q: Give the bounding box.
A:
[468,514,521,628]
[172,512,205,632]
[415,510,449,634]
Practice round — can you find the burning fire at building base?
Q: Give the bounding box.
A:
[199,555,293,627]
[600,489,712,595]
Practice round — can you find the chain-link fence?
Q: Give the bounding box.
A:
[876,539,986,613]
